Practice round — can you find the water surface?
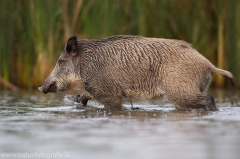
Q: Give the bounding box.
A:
[0,89,240,159]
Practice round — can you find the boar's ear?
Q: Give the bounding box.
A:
[66,35,78,56]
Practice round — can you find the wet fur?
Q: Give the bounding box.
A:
[41,35,235,111]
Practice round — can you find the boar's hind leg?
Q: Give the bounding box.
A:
[166,91,218,111]
[98,96,123,110]
[198,94,218,111]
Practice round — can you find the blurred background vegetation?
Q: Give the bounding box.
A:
[0,0,239,91]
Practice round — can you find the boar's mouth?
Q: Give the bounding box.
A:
[38,81,57,94]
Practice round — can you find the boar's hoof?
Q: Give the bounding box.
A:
[131,107,140,110]
[75,94,91,106]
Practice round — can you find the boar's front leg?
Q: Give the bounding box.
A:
[98,96,123,110]
[75,94,92,106]
[83,81,123,110]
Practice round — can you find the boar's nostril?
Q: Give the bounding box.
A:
[47,82,57,93]
[41,82,57,94]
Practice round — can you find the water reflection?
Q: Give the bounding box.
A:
[0,89,239,159]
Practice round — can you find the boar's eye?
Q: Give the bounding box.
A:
[58,59,65,66]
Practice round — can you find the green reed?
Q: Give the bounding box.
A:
[0,0,239,90]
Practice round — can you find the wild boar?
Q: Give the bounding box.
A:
[38,35,235,111]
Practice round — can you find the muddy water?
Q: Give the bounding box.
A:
[0,89,240,159]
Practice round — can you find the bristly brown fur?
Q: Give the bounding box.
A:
[39,35,235,111]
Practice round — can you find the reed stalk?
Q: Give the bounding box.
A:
[0,0,239,90]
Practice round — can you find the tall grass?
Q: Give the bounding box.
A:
[0,0,239,90]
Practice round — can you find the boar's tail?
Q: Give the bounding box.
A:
[212,67,237,84]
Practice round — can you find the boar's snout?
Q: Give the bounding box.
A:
[38,81,57,94]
